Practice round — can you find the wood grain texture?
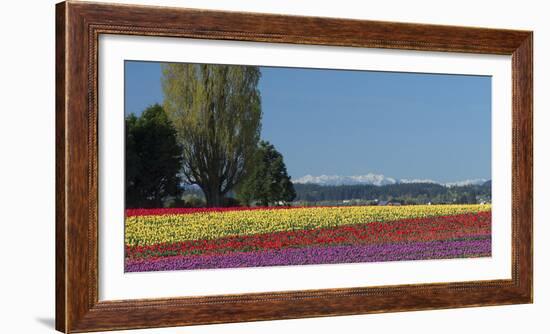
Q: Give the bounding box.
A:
[55,1,533,332]
[55,2,67,332]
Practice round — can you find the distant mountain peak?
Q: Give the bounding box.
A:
[293,174,488,187]
[294,173,396,186]
[442,178,489,187]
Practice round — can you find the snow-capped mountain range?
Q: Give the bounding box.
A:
[293,173,488,187]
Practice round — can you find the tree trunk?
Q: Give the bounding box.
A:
[203,188,224,207]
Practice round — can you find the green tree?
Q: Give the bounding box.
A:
[237,141,296,206]
[162,63,262,207]
[125,104,183,208]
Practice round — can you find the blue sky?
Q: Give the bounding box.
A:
[125,61,491,183]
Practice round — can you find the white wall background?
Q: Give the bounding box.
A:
[0,0,546,333]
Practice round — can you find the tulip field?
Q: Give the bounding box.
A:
[124,204,491,272]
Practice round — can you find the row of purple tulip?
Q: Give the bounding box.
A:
[125,236,491,272]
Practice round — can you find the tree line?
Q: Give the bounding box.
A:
[293,181,491,205]
[126,63,295,208]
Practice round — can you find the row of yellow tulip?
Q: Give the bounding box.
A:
[125,204,491,246]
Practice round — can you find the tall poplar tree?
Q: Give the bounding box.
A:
[162,63,262,207]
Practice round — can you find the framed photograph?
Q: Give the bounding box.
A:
[56,1,532,332]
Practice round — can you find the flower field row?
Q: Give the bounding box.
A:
[125,237,491,272]
[126,206,309,217]
[125,211,490,259]
[124,204,492,272]
[125,204,491,246]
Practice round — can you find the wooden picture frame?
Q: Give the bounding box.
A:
[56,1,533,332]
